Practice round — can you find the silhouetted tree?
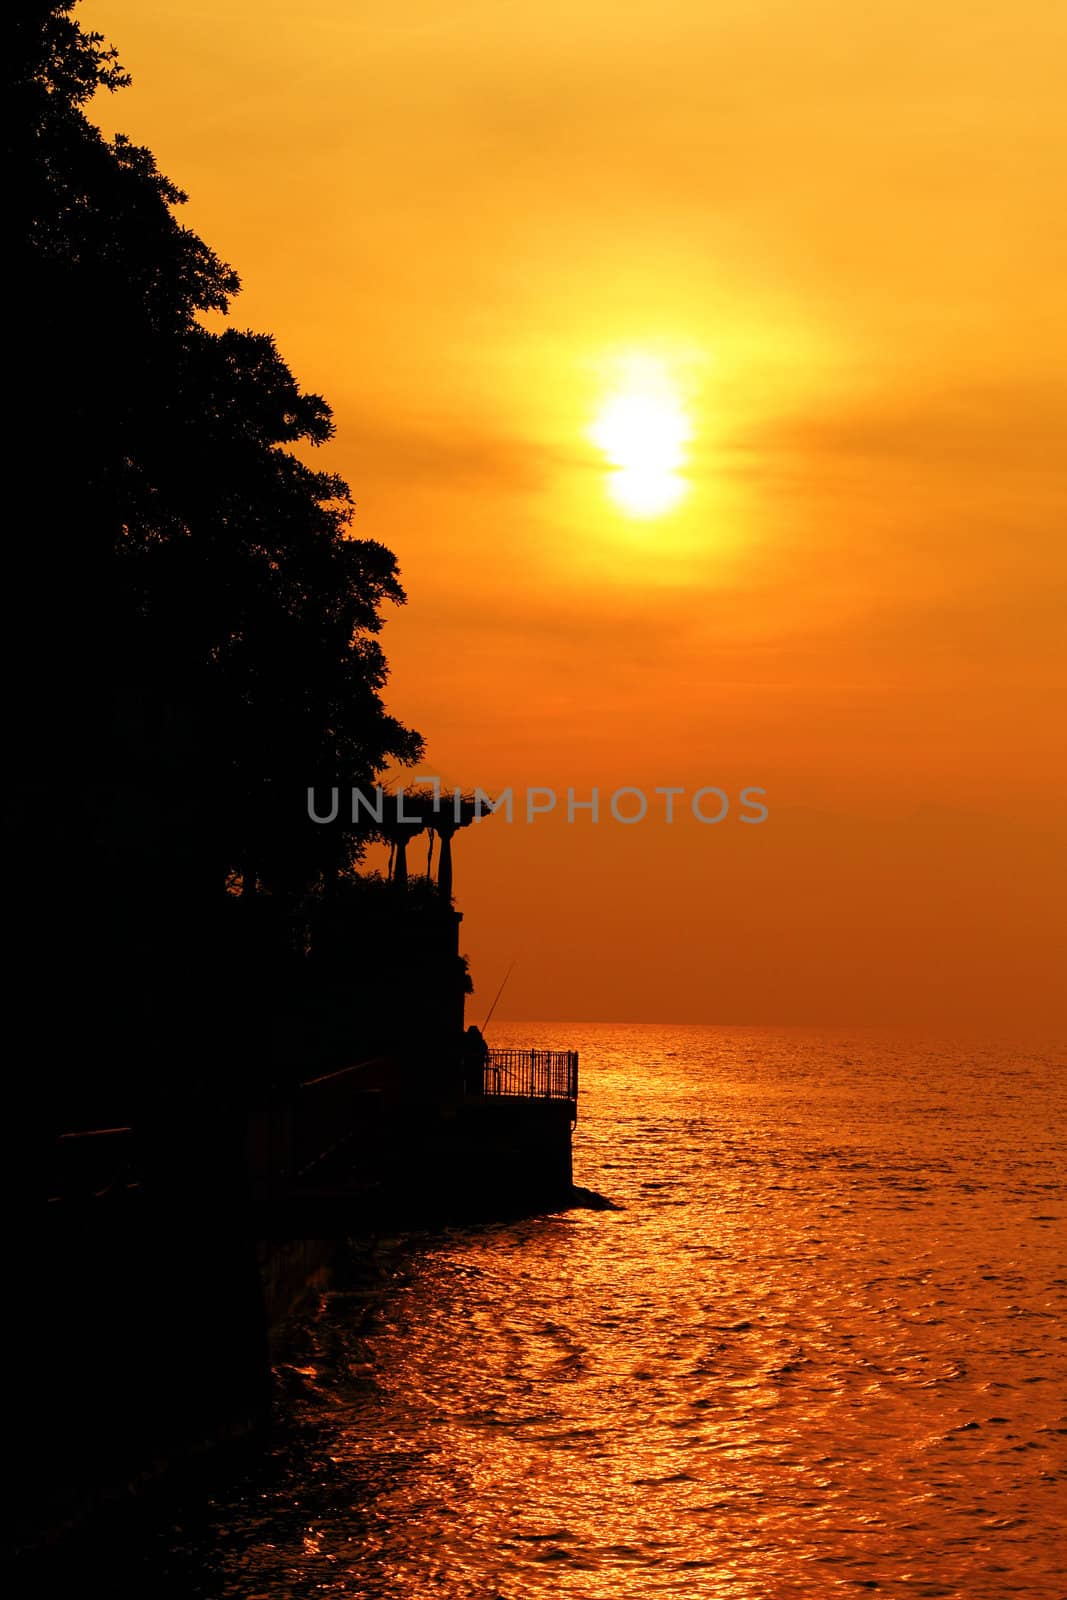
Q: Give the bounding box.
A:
[7,1,422,1124]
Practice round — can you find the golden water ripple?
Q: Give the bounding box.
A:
[167,1027,1065,1598]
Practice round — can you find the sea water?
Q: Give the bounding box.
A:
[145,1024,1066,1598]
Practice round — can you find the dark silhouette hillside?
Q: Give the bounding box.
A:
[8,1,424,1141]
[6,8,578,1553]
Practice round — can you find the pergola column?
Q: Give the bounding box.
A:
[436,820,455,900]
[393,834,409,885]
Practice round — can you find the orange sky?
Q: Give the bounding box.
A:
[84,0,1066,1028]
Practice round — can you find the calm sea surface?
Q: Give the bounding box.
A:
[154,1025,1065,1598]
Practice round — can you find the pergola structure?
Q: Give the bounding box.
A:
[381,789,482,899]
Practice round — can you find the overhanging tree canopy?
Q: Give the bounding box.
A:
[9,0,422,900]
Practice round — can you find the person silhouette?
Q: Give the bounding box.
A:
[463,1024,489,1095]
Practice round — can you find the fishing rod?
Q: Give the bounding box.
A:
[481,959,516,1034]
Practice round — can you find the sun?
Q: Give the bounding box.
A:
[590,357,691,517]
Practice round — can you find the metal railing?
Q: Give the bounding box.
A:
[480,1049,578,1104]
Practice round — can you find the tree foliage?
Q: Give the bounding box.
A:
[8,0,422,907]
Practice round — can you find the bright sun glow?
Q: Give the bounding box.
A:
[590,357,691,517]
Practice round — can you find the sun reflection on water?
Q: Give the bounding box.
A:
[117,1027,1067,1599]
